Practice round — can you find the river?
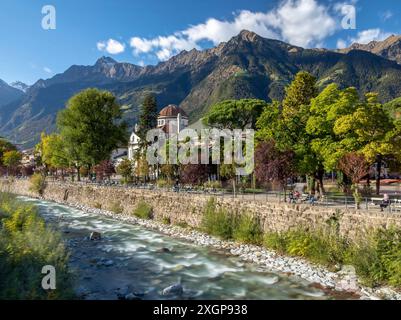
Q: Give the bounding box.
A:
[20,197,337,300]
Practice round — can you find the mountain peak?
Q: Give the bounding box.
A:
[95,56,117,66]
[340,34,401,64]
[10,81,29,93]
[237,30,259,42]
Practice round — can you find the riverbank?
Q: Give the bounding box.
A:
[2,178,401,300]
[56,199,401,300]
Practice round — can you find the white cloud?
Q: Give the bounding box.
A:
[97,39,125,54]
[266,0,337,47]
[129,0,340,61]
[43,67,52,74]
[137,60,145,67]
[336,39,348,49]
[351,28,392,44]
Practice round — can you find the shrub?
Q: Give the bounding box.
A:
[201,198,236,240]
[94,202,102,209]
[109,201,123,214]
[132,201,153,220]
[157,179,173,188]
[161,216,171,225]
[29,173,46,195]
[176,221,189,228]
[203,181,222,189]
[345,228,401,287]
[233,213,263,244]
[0,193,74,299]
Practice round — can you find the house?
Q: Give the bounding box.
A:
[128,104,189,161]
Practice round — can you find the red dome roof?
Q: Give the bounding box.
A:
[159,104,188,118]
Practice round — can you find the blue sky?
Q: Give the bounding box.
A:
[0,0,400,85]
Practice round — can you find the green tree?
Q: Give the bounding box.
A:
[306,84,360,171]
[257,72,322,194]
[39,133,69,178]
[203,99,268,130]
[137,93,158,148]
[0,138,17,163]
[57,88,127,181]
[116,159,133,184]
[334,93,394,194]
[3,150,22,175]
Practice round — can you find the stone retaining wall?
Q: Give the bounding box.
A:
[2,178,401,241]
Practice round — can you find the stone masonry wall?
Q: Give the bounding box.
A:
[2,178,401,241]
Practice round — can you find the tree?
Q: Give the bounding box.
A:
[203,99,268,130]
[0,138,17,162]
[94,160,115,182]
[219,164,237,196]
[116,159,132,184]
[338,153,369,209]
[137,93,158,148]
[306,84,360,171]
[39,133,69,178]
[179,164,209,185]
[57,89,127,181]
[254,140,296,201]
[3,150,22,175]
[256,72,322,194]
[334,93,394,194]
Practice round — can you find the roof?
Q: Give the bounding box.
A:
[159,104,188,118]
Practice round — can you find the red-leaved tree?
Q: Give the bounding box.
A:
[255,140,296,201]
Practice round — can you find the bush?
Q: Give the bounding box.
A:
[161,216,171,225]
[29,173,46,195]
[203,181,222,189]
[132,201,153,220]
[345,228,401,287]
[0,193,74,299]
[109,201,123,214]
[157,179,173,188]
[233,213,263,244]
[201,198,235,240]
[176,221,189,228]
[263,226,401,288]
[94,202,102,209]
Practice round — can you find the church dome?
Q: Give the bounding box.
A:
[159,104,188,118]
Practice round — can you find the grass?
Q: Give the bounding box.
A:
[0,193,74,299]
[263,227,401,288]
[109,201,123,214]
[201,198,262,244]
[132,200,153,220]
[200,197,401,288]
[29,173,46,196]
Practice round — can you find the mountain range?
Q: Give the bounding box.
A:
[2,30,401,148]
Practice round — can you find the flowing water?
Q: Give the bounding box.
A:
[20,197,336,300]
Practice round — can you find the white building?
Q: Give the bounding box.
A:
[128,104,189,161]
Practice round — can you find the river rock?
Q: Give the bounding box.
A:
[125,293,142,300]
[90,232,102,241]
[162,283,183,296]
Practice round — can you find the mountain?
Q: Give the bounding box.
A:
[3,30,401,148]
[339,35,401,64]
[10,81,30,93]
[0,79,24,108]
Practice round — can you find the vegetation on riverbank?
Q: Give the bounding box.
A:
[132,200,153,219]
[201,197,401,288]
[0,193,74,299]
[201,198,263,244]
